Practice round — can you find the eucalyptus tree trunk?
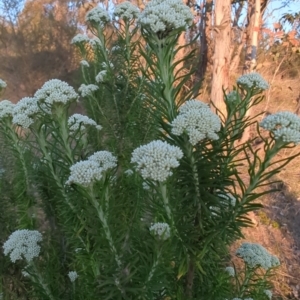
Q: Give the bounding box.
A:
[198,0,214,79]
[243,0,261,73]
[210,0,231,115]
[240,0,261,143]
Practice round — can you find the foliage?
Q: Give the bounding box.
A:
[1,2,299,299]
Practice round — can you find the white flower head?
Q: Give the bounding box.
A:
[225,266,235,277]
[260,111,300,145]
[66,160,103,187]
[236,243,280,270]
[114,2,140,21]
[22,270,30,277]
[68,114,102,132]
[80,60,90,67]
[68,271,78,282]
[3,229,42,263]
[101,62,114,69]
[12,97,42,128]
[89,37,101,49]
[86,6,110,28]
[237,72,269,90]
[71,34,89,45]
[264,289,272,299]
[149,222,171,241]
[0,100,15,120]
[88,151,117,171]
[78,84,99,97]
[35,79,78,107]
[124,169,134,176]
[138,0,193,35]
[96,70,107,83]
[131,140,183,182]
[226,90,240,103]
[0,79,7,89]
[171,100,221,145]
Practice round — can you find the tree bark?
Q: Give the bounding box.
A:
[210,0,231,115]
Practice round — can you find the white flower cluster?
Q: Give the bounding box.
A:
[66,151,117,187]
[225,266,235,277]
[226,90,240,103]
[0,100,15,120]
[138,0,193,34]
[68,114,102,132]
[264,290,272,299]
[35,79,78,107]
[232,298,253,300]
[236,243,280,270]
[80,60,90,67]
[237,72,269,90]
[114,2,140,21]
[260,111,300,144]
[111,45,121,52]
[149,222,170,241]
[12,97,41,128]
[3,229,42,263]
[68,271,79,282]
[124,169,134,176]
[66,160,103,187]
[171,100,221,145]
[78,84,99,97]
[88,151,117,171]
[71,34,89,45]
[86,6,110,27]
[89,37,101,49]
[96,70,107,83]
[131,140,183,182]
[0,79,7,89]
[101,62,114,69]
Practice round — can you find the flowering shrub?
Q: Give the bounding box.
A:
[0,2,298,300]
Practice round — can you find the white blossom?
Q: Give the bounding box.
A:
[264,290,272,299]
[0,100,15,120]
[96,70,107,83]
[142,182,150,190]
[225,266,235,277]
[260,111,300,144]
[3,229,42,263]
[22,270,30,277]
[78,84,99,97]
[68,271,79,282]
[12,97,41,128]
[0,79,7,89]
[171,100,221,145]
[89,37,101,49]
[68,114,102,132]
[114,2,140,21]
[131,140,183,182]
[138,0,193,34]
[71,34,89,45]
[80,60,90,67]
[88,151,117,171]
[236,243,280,270]
[66,160,103,187]
[86,6,110,27]
[111,45,121,52]
[35,79,78,107]
[101,62,114,69]
[149,222,170,241]
[124,169,134,176]
[237,72,269,90]
[226,90,240,103]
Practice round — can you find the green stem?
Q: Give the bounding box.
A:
[30,262,55,300]
[90,189,122,268]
